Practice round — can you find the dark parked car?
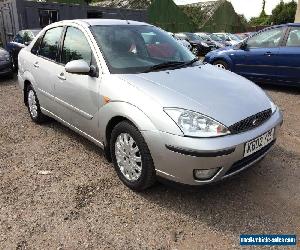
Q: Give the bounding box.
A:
[175,32,215,56]
[204,23,300,87]
[209,33,231,47]
[6,29,40,69]
[0,47,13,77]
[195,32,225,49]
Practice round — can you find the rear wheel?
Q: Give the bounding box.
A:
[110,121,156,191]
[213,60,229,70]
[26,85,47,123]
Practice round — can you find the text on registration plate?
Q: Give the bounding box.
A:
[244,128,274,157]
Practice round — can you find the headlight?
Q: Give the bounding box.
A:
[164,108,230,138]
[270,100,277,114]
[201,42,209,47]
[266,94,277,114]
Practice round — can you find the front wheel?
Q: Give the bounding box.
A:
[213,60,229,70]
[110,121,156,191]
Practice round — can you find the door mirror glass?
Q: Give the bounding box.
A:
[238,42,247,50]
[65,59,91,74]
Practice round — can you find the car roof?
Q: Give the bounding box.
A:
[53,19,149,28]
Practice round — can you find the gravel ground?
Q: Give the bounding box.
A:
[0,75,299,249]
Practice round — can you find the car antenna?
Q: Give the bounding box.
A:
[118,9,130,24]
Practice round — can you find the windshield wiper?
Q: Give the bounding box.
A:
[143,61,185,73]
[173,58,199,69]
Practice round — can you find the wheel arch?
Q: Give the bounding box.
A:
[22,71,38,106]
[99,102,159,159]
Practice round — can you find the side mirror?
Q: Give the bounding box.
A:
[240,42,248,50]
[65,59,97,77]
[24,41,30,46]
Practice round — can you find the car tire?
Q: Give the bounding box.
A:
[110,121,156,191]
[213,60,229,70]
[26,85,47,123]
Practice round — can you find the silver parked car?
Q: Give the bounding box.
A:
[18,19,283,191]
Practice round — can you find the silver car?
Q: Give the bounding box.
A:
[18,19,283,191]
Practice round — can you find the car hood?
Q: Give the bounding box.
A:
[119,64,271,127]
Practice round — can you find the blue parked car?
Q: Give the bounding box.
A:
[204,24,300,87]
[6,29,40,70]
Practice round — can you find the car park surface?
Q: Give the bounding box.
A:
[0,75,299,249]
[18,19,282,190]
[204,23,300,87]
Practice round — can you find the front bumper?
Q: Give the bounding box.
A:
[142,109,283,186]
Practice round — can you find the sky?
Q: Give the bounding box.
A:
[174,0,295,20]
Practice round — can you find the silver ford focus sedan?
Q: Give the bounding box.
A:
[18,19,283,191]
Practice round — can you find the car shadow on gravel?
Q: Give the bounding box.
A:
[139,153,299,236]
[0,74,16,85]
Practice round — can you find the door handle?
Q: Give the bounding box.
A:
[264,52,272,56]
[57,73,66,81]
[33,62,39,68]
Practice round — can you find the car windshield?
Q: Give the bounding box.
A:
[91,25,196,74]
[209,34,223,42]
[198,34,211,41]
[186,33,202,41]
[229,34,241,41]
[214,34,226,41]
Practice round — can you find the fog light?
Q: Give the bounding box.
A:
[194,168,221,180]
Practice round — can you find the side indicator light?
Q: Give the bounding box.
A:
[103,96,110,104]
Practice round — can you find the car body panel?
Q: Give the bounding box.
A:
[120,65,271,127]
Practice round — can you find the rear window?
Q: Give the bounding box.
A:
[39,27,64,61]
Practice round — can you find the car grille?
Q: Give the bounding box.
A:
[225,140,276,176]
[229,109,272,134]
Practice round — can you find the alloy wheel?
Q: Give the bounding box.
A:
[215,63,226,69]
[28,90,38,119]
[114,133,142,182]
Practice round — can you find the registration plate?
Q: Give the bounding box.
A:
[244,128,274,157]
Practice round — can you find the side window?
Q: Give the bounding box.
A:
[31,35,43,55]
[286,27,300,47]
[14,33,23,44]
[61,27,92,65]
[39,26,63,61]
[247,28,285,48]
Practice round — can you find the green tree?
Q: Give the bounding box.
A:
[269,0,297,24]
[238,14,249,27]
[249,0,271,26]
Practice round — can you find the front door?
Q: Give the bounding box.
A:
[242,27,286,83]
[53,26,100,138]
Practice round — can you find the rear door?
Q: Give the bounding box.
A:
[276,26,300,86]
[32,26,64,113]
[242,27,286,83]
